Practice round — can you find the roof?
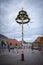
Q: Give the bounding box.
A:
[34,36,43,43]
[7,38,21,45]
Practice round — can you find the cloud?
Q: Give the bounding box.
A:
[0,0,43,42]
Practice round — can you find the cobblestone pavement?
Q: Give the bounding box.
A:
[0,48,43,65]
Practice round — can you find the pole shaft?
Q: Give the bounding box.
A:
[22,19,24,44]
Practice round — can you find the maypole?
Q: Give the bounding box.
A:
[15,8,30,61]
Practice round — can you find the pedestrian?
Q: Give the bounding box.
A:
[7,42,10,52]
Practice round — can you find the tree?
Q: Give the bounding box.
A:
[1,40,6,47]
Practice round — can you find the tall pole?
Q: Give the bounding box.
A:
[15,8,30,61]
[22,19,24,44]
[21,19,24,61]
[22,8,24,44]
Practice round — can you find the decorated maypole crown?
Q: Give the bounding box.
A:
[15,8,30,24]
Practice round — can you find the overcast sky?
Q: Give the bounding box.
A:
[0,0,43,42]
